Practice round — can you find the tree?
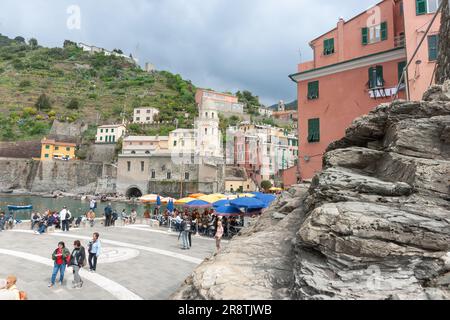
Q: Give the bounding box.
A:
[14,36,25,43]
[67,98,80,110]
[113,49,123,54]
[28,38,38,49]
[261,180,273,192]
[63,40,77,48]
[35,93,52,111]
[436,0,450,84]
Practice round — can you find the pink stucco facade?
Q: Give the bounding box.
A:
[402,0,441,101]
[290,0,443,180]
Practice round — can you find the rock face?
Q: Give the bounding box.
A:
[172,82,450,300]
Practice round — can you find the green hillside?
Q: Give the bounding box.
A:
[0,34,198,141]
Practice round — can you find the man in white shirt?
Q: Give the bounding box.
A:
[60,206,71,232]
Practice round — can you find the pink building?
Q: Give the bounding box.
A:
[289,0,441,180]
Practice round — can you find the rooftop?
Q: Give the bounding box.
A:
[124,136,169,142]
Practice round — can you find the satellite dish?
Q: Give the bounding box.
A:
[415,60,422,65]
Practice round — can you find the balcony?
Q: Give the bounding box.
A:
[394,34,405,48]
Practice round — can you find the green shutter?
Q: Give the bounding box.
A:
[416,0,427,15]
[428,35,439,61]
[369,67,375,88]
[307,81,319,99]
[398,61,407,83]
[362,27,368,45]
[308,119,320,143]
[324,38,334,55]
[381,22,388,41]
[376,66,384,87]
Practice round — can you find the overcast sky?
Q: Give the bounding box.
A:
[0,0,377,105]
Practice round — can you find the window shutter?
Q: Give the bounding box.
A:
[323,39,328,55]
[368,67,375,88]
[308,119,320,143]
[398,61,407,82]
[376,66,384,87]
[380,22,388,41]
[329,38,334,54]
[416,0,427,15]
[362,27,368,45]
[428,35,439,61]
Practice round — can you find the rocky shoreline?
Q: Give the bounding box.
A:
[171,82,450,300]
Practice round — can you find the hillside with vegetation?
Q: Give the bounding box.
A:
[0,34,198,141]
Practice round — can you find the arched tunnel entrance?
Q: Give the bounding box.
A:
[126,187,143,198]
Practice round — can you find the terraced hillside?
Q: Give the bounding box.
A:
[0,34,198,141]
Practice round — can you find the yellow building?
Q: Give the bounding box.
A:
[40,138,77,161]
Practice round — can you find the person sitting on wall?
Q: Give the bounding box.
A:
[31,212,41,230]
[0,212,6,232]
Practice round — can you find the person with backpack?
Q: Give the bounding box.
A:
[48,242,71,288]
[70,240,86,289]
[60,206,71,232]
[112,210,118,227]
[88,233,101,272]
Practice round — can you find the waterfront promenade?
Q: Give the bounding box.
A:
[0,224,218,300]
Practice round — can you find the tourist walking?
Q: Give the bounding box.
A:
[88,233,101,272]
[104,203,113,227]
[215,217,224,252]
[180,215,191,250]
[49,242,71,288]
[70,240,86,289]
[60,206,71,232]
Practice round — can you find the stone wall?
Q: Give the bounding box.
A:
[86,144,117,163]
[0,158,116,195]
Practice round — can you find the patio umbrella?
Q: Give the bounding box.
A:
[270,187,283,192]
[189,193,206,199]
[237,193,256,198]
[213,199,231,208]
[198,194,223,203]
[230,197,265,210]
[210,193,227,199]
[156,195,161,206]
[139,194,158,203]
[254,194,276,206]
[175,197,196,205]
[215,205,242,216]
[184,200,212,208]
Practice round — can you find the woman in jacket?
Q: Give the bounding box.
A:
[49,242,70,288]
[70,240,86,289]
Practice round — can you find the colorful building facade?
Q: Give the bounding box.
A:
[289,0,441,180]
[40,138,76,161]
[95,124,126,144]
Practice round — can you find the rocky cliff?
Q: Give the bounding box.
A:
[171,82,450,300]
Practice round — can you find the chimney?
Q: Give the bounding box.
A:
[337,17,345,62]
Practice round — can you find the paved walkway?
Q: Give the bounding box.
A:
[0,225,218,300]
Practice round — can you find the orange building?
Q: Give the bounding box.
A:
[289,0,441,180]
[40,138,77,161]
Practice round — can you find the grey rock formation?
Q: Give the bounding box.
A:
[172,82,450,300]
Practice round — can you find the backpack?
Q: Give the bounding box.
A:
[184,221,191,232]
[66,211,71,220]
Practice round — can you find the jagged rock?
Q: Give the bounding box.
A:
[172,81,450,300]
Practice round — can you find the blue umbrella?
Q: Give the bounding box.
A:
[167,199,174,212]
[156,196,161,206]
[184,200,211,208]
[254,194,276,206]
[213,199,231,208]
[230,197,265,210]
[214,205,242,216]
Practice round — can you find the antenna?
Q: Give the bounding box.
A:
[298,49,302,64]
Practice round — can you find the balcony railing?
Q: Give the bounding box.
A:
[394,34,406,48]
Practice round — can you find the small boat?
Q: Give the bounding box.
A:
[7,205,33,211]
